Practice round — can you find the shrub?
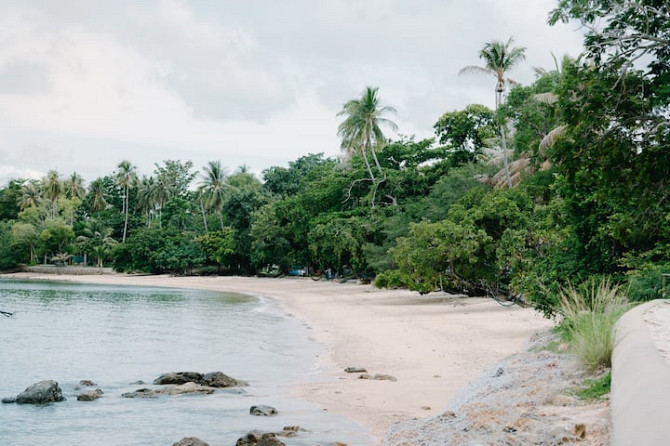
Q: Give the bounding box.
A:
[558,276,630,372]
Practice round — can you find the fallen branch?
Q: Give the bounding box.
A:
[1,310,13,317]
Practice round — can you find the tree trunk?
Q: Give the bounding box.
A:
[200,199,208,233]
[495,90,513,188]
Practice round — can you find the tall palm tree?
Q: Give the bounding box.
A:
[137,175,159,227]
[114,160,137,243]
[63,172,86,200]
[43,170,62,217]
[337,86,397,206]
[201,161,229,232]
[460,37,526,188]
[88,178,108,213]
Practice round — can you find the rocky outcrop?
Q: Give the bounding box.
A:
[172,437,210,446]
[77,389,103,401]
[154,371,246,387]
[2,380,65,404]
[122,382,216,398]
[235,431,285,446]
[250,405,278,416]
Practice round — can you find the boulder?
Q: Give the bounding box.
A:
[15,380,65,404]
[172,437,210,446]
[154,372,203,385]
[202,371,246,387]
[79,379,97,387]
[250,405,278,416]
[1,397,16,404]
[236,432,285,446]
[154,371,246,387]
[77,389,104,401]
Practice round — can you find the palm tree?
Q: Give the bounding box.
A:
[201,161,230,232]
[63,172,86,200]
[114,160,137,243]
[43,170,62,217]
[337,86,398,206]
[88,178,108,213]
[137,175,159,227]
[17,181,42,211]
[460,37,526,188]
[76,220,117,268]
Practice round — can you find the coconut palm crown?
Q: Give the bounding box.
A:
[459,37,527,105]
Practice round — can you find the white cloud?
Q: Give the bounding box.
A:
[0,0,585,186]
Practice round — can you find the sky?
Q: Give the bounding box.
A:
[0,0,585,186]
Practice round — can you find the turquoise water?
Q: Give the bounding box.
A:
[0,279,372,445]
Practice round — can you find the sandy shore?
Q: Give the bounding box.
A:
[4,272,554,444]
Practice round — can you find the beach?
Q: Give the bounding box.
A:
[4,272,554,443]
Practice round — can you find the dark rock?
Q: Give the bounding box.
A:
[172,437,210,446]
[358,373,397,382]
[494,368,504,378]
[201,371,247,387]
[77,389,103,401]
[154,371,246,387]
[154,372,203,385]
[250,405,278,416]
[79,379,97,386]
[15,380,65,404]
[122,382,216,398]
[235,431,285,446]
[2,397,16,404]
[344,367,367,373]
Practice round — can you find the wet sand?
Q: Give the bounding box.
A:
[4,272,553,444]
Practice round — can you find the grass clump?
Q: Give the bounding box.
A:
[558,277,630,372]
[576,372,611,401]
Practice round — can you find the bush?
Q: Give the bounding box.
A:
[626,262,670,301]
[558,276,630,372]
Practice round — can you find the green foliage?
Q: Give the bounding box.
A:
[113,227,204,274]
[433,104,496,165]
[0,221,18,270]
[196,229,236,268]
[575,372,611,401]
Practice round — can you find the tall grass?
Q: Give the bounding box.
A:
[558,277,630,372]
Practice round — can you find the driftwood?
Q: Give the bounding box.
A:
[0,310,13,317]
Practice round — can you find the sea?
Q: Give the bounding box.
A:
[0,279,372,445]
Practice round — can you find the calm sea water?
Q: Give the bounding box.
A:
[0,279,372,445]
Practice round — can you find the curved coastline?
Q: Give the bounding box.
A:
[3,272,553,444]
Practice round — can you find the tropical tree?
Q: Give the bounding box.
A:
[201,160,237,231]
[114,160,137,243]
[88,178,109,213]
[460,37,526,187]
[337,87,398,206]
[42,170,62,217]
[17,181,42,211]
[76,220,117,267]
[63,172,86,200]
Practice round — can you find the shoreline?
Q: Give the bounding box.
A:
[2,272,554,444]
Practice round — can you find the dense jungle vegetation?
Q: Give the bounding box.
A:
[0,1,667,316]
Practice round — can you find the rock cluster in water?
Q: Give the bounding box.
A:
[154,371,247,388]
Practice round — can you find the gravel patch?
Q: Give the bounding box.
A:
[384,331,610,445]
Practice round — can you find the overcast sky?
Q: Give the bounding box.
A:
[0,0,584,186]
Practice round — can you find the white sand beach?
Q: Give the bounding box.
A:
[4,272,554,443]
